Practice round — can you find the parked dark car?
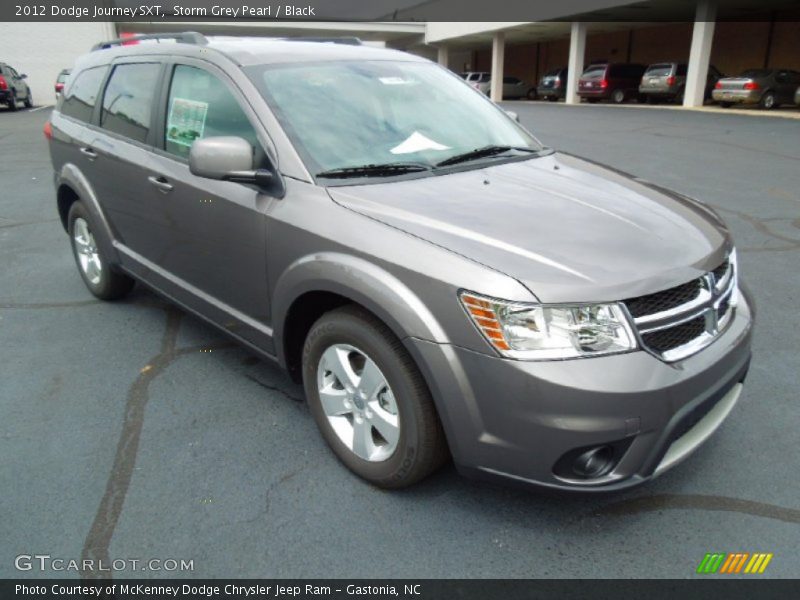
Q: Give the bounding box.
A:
[795,85,800,107]
[712,68,800,109]
[46,33,752,492]
[639,62,723,104]
[55,69,72,99]
[0,62,33,110]
[537,67,568,101]
[578,63,647,103]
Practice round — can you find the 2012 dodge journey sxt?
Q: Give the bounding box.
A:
[46,33,753,491]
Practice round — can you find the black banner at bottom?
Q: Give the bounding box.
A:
[3,580,800,600]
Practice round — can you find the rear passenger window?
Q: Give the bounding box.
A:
[100,63,161,144]
[164,65,259,159]
[61,66,108,123]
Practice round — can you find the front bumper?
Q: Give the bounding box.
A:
[406,287,753,492]
[712,89,761,104]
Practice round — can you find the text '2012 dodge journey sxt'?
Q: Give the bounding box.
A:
[46,33,753,491]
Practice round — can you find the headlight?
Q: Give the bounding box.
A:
[459,291,637,360]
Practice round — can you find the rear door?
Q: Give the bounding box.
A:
[89,59,169,263]
[144,61,273,337]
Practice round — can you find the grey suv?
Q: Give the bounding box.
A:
[46,33,753,491]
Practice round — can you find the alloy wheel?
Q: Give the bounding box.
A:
[73,217,103,285]
[316,343,400,462]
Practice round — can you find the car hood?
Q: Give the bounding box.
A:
[327,152,731,303]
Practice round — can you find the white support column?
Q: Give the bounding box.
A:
[437,45,449,68]
[565,22,587,105]
[684,1,717,107]
[490,31,505,102]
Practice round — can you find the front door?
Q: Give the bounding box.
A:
[144,63,274,348]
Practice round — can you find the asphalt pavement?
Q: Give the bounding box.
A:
[1,103,798,579]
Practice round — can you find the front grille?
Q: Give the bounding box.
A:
[623,257,736,362]
[641,316,706,354]
[624,279,703,318]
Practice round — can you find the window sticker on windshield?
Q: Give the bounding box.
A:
[391,131,450,155]
[379,77,412,85]
[167,97,208,147]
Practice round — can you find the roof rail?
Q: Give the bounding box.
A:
[285,36,363,46]
[92,32,208,51]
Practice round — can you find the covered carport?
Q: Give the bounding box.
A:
[425,0,800,107]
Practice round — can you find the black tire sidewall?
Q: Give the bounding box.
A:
[302,310,430,487]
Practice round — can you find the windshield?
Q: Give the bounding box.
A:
[246,61,543,177]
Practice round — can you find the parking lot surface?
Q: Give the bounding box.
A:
[1,104,799,579]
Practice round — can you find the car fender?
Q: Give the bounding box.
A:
[272,251,450,366]
[56,163,119,264]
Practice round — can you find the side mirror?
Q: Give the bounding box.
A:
[20,74,27,79]
[505,110,520,123]
[189,136,284,197]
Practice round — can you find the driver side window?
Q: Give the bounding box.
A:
[165,65,261,161]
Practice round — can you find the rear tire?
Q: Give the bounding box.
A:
[611,89,626,104]
[719,101,732,108]
[646,95,659,105]
[8,91,17,111]
[67,201,135,300]
[526,88,538,100]
[23,90,33,109]
[759,91,776,110]
[302,305,448,488]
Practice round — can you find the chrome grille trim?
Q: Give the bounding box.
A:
[624,254,737,362]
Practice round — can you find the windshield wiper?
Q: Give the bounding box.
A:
[435,145,538,167]
[315,162,432,179]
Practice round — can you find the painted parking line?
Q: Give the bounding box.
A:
[27,105,52,112]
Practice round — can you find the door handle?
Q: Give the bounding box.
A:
[80,147,98,161]
[148,175,174,193]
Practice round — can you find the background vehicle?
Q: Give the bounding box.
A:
[537,67,568,101]
[460,71,491,94]
[795,85,800,106]
[54,68,71,99]
[502,76,537,99]
[578,62,646,103]
[639,62,723,104]
[712,68,800,109]
[0,62,33,110]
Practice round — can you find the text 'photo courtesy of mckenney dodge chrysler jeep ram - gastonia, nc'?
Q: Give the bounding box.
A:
[45,32,752,493]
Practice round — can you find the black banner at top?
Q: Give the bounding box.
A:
[3,0,800,22]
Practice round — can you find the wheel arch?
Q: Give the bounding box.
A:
[55,164,119,264]
[272,252,450,383]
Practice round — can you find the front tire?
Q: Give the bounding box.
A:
[23,90,33,109]
[8,91,17,111]
[68,201,134,300]
[302,305,448,488]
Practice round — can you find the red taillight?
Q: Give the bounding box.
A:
[0,76,7,91]
[55,83,64,92]
[600,79,608,89]
[666,75,676,86]
[43,121,53,140]
[743,81,759,90]
[715,81,723,89]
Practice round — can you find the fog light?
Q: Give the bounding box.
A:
[572,446,615,478]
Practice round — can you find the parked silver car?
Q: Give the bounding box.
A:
[712,68,800,109]
[47,33,752,491]
[460,71,491,94]
[639,62,723,104]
